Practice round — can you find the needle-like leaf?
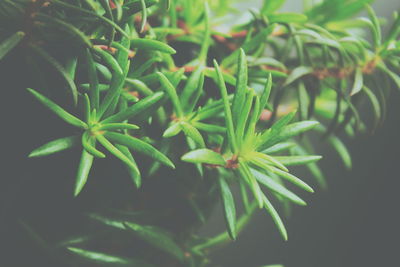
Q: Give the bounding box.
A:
[104,132,175,169]
[27,88,87,129]
[213,60,238,153]
[29,136,79,158]
[74,149,94,197]
[124,222,185,262]
[218,176,237,240]
[0,31,24,60]
[181,149,226,166]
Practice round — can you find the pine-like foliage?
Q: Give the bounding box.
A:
[0,0,399,266]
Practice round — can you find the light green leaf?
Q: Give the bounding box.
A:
[213,59,238,153]
[181,121,205,148]
[181,149,226,166]
[232,49,248,128]
[131,39,176,54]
[163,122,182,138]
[269,13,308,24]
[269,167,314,193]
[274,155,322,166]
[262,194,288,241]
[252,169,306,206]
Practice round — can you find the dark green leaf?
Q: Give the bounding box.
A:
[67,247,153,266]
[0,31,24,60]
[30,46,79,104]
[124,222,184,262]
[218,176,237,240]
[101,92,164,123]
[104,132,175,169]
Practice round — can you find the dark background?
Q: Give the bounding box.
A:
[207,1,400,267]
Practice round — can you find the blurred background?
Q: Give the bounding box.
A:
[204,1,400,267]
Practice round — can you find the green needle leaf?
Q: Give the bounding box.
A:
[115,144,142,188]
[0,31,24,60]
[269,167,314,193]
[75,149,94,197]
[104,132,175,169]
[181,149,226,166]
[213,59,238,153]
[258,73,272,118]
[139,0,148,33]
[35,14,91,47]
[258,110,297,149]
[85,48,99,110]
[181,122,206,148]
[27,88,87,129]
[124,222,185,262]
[131,39,176,54]
[157,72,184,117]
[283,66,313,87]
[363,85,382,130]
[350,68,364,96]
[67,247,153,266]
[252,169,306,206]
[262,142,296,154]
[101,92,165,123]
[274,155,322,166]
[232,48,248,127]
[30,46,79,104]
[192,122,226,134]
[260,120,319,150]
[51,0,129,38]
[98,123,140,131]
[96,134,140,171]
[81,131,106,158]
[29,136,79,158]
[163,122,182,138]
[262,194,288,241]
[218,176,237,240]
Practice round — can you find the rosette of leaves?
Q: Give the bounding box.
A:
[26,24,176,196]
[181,50,321,241]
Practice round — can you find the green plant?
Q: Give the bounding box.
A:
[0,0,399,266]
